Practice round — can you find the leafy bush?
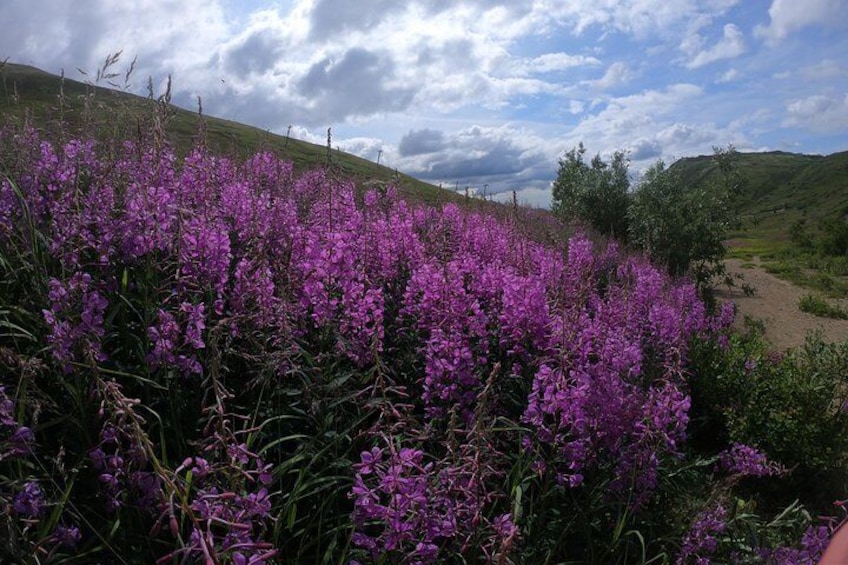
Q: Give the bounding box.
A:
[628,162,727,283]
[551,143,630,241]
[690,331,848,478]
[553,143,743,295]
[818,215,848,257]
[790,218,814,250]
[628,148,742,292]
[799,293,848,319]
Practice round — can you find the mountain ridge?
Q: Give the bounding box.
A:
[670,148,848,244]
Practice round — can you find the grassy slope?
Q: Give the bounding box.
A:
[671,150,848,254]
[0,62,463,207]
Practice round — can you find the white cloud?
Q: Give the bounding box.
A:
[755,0,848,44]
[493,186,552,209]
[564,84,751,167]
[716,68,741,83]
[550,0,740,41]
[398,129,446,157]
[514,52,601,75]
[584,61,634,90]
[336,136,384,161]
[296,47,416,122]
[800,59,846,81]
[628,137,662,160]
[784,94,848,134]
[400,125,546,179]
[685,24,745,69]
[307,0,403,40]
[0,0,229,83]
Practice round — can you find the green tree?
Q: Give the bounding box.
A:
[817,214,848,256]
[628,160,691,275]
[629,146,741,288]
[551,143,630,240]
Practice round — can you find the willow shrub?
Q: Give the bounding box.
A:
[690,329,848,487]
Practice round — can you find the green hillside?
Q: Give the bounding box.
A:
[671,149,848,249]
[0,61,461,207]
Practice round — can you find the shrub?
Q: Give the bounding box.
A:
[690,331,848,478]
[551,143,630,241]
[799,293,848,319]
[628,148,741,292]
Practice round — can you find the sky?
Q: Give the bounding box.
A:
[2,0,847,207]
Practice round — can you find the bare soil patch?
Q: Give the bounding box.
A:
[718,258,848,350]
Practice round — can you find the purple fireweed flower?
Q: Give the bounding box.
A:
[719,443,781,477]
[53,524,82,548]
[765,523,833,564]
[41,272,109,368]
[13,481,45,518]
[89,447,107,470]
[147,309,179,368]
[1,389,35,460]
[132,470,162,509]
[0,389,15,426]
[147,306,206,375]
[191,456,211,478]
[801,525,832,557]
[2,127,753,563]
[9,425,33,443]
[349,434,509,563]
[179,215,232,295]
[676,504,728,565]
[101,424,119,444]
[744,358,758,373]
[493,513,519,540]
[230,258,277,330]
[180,301,207,350]
[357,447,384,475]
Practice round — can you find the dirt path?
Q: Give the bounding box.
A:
[716,258,848,350]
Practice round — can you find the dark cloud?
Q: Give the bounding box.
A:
[0,2,109,74]
[628,138,661,161]
[398,126,557,194]
[297,47,415,123]
[415,38,477,70]
[423,146,524,179]
[223,29,284,77]
[307,0,469,40]
[411,133,535,180]
[399,128,445,156]
[308,0,404,40]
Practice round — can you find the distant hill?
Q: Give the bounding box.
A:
[0,61,459,207]
[670,150,848,245]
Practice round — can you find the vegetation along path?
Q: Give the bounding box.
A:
[719,257,848,350]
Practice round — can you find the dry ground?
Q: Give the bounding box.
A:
[717,258,848,350]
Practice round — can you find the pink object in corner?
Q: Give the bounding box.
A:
[820,522,848,565]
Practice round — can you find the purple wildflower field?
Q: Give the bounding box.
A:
[0,124,846,563]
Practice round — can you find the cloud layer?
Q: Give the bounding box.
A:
[1,0,846,205]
